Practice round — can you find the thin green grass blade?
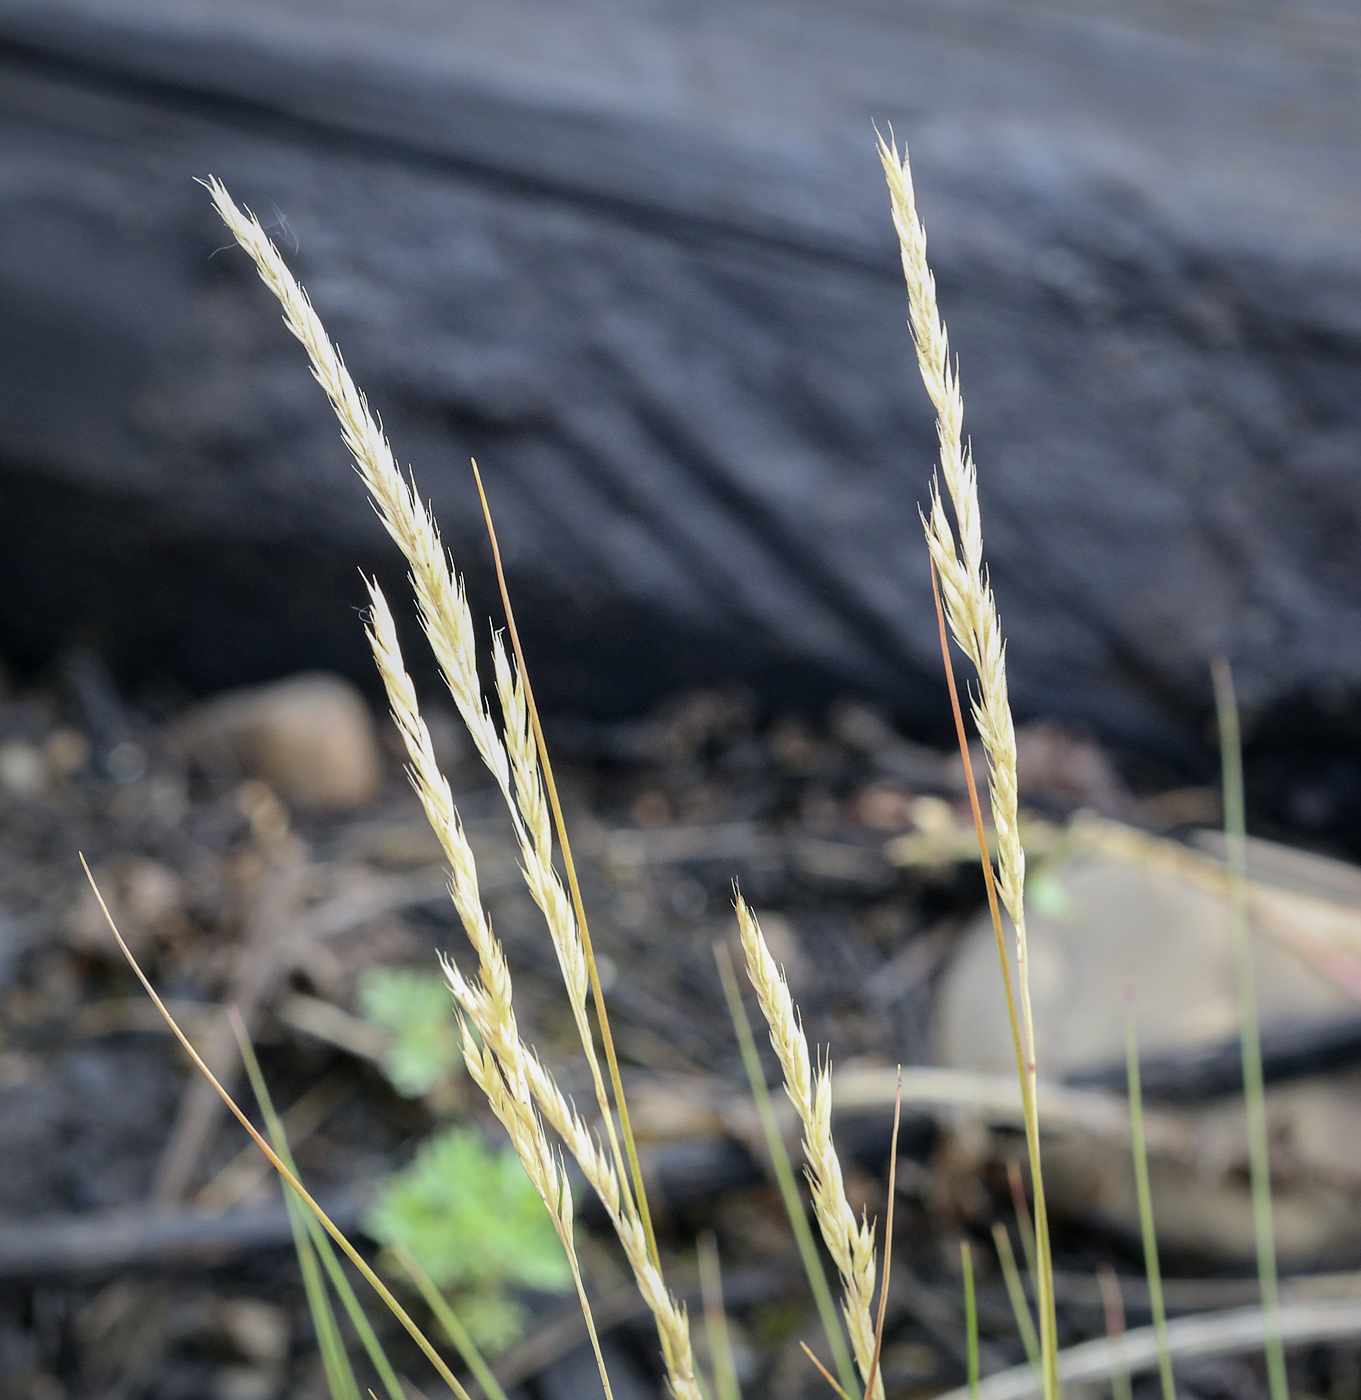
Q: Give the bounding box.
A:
[1213,657,1290,1400]
[233,1015,405,1400]
[1125,1001,1175,1400]
[234,1024,364,1400]
[307,1212,407,1400]
[91,881,472,1400]
[392,1243,510,1400]
[1005,1163,1040,1310]
[699,1231,742,1400]
[714,943,859,1399]
[993,1224,1041,1377]
[286,1184,361,1400]
[962,1241,980,1400]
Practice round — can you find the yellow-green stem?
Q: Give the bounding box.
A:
[474,463,660,1275]
[1212,657,1289,1400]
[393,1243,511,1400]
[962,1242,980,1400]
[1125,1000,1175,1400]
[1006,1162,1039,1298]
[234,1011,401,1400]
[993,1224,1041,1376]
[930,563,1059,1400]
[1096,1264,1133,1400]
[698,1232,742,1400]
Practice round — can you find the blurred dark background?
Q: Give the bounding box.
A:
[1,0,1360,823]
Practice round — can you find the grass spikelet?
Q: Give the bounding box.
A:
[878,134,1058,1400]
[715,942,857,1396]
[736,898,883,1400]
[365,585,613,1399]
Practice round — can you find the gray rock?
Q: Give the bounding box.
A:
[0,0,1359,762]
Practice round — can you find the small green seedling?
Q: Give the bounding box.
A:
[366,1125,574,1352]
[359,966,464,1098]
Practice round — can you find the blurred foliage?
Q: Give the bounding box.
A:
[366,1126,573,1352]
[358,966,464,1098]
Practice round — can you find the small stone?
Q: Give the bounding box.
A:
[0,741,44,796]
[212,1298,290,1366]
[176,673,382,811]
[67,855,184,956]
[213,1366,279,1400]
[43,727,90,778]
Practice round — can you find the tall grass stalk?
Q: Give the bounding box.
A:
[880,135,1059,1400]
[232,1009,404,1400]
[715,944,857,1395]
[201,176,648,1280]
[473,462,660,1274]
[962,1242,980,1400]
[207,179,702,1400]
[1212,657,1289,1400]
[1124,999,1175,1400]
[698,1231,743,1400]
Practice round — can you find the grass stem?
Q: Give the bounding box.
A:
[698,1232,742,1400]
[1213,656,1289,1400]
[1096,1265,1133,1400]
[85,857,475,1400]
[233,1011,401,1400]
[1005,1162,1039,1305]
[1124,998,1175,1400]
[393,1244,510,1400]
[962,1242,980,1400]
[993,1224,1041,1377]
[714,943,858,1397]
[474,462,660,1276]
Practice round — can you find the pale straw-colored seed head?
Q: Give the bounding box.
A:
[736,899,884,1398]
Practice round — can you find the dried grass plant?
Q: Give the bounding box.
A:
[75,130,1304,1400]
[205,178,701,1400]
[878,134,1060,1400]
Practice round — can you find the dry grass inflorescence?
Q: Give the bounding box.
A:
[195,130,1052,1400]
[879,134,1059,1400]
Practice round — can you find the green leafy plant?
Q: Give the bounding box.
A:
[366,1125,574,1352]
[359,965,465,1098]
